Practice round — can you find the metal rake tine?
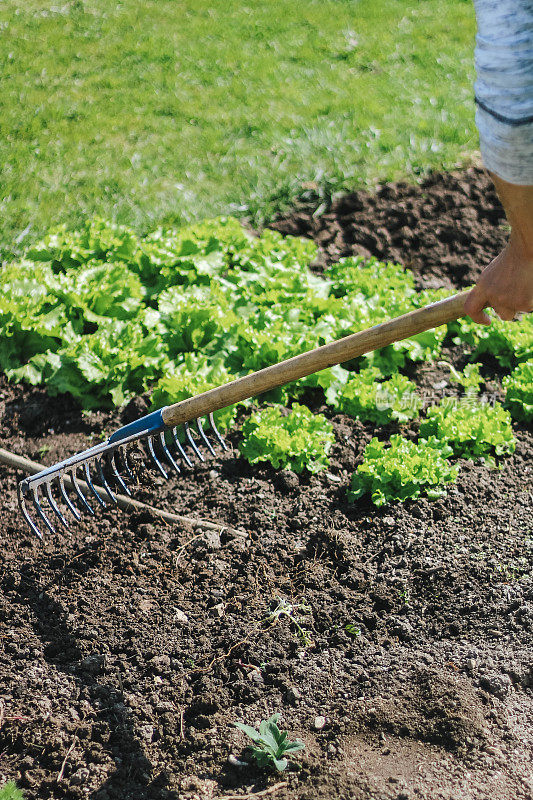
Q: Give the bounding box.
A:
[158,431,181,474]
[184,421,205,462]
[109,451,132,497]
[31,485,56,535]
[95,457,117,505]
[146,435,168,479]
[124,446,139,478]
[196,417,216,456]
[18,484,43,540]
[128,442,151,473]
[44,480,69,530]
[171,426,193,468]
[71,468,95,515]
[58,474,82,521]
[118,446,135,480]
[83,462,106,508]
[208,412,228,450]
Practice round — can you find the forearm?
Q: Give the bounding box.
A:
[465,1,533,323]
[464,173,533,322]
[490,172,533,258]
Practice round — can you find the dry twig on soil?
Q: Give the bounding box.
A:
[215,781,287,800]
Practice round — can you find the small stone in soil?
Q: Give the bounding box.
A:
[314,715,326,730]
[227,755,246,768]
[150,654,170,672]
[173,609,189,625]
[204,530,222,550]
[286,686,302,704]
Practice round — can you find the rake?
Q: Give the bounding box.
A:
[17,289,470,538]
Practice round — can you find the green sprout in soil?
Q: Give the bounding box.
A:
[0,783,25,800]
[234,713,305,772]
[262,597,313,647]
[345,623,361,638]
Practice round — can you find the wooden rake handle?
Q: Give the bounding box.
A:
[161,289,471,427]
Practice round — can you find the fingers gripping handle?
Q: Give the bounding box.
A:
[161,289,471,428]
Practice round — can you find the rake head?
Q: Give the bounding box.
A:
[18,407,227,539]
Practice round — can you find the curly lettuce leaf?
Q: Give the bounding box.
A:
[349,435,458,506]
[239,403,334,473]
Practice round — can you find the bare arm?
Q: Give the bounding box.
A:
[464,174,533,323]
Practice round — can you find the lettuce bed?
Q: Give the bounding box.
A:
[1,216,530,504]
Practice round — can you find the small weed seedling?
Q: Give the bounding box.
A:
[234,713,305,772]
[345,623,361,638]
[263,597,313,646]
[0,783,25,800]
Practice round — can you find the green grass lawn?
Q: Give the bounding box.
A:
[0,0,476,257]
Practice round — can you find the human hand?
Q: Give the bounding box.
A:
[464,172,533,325]
[464,237,533,324]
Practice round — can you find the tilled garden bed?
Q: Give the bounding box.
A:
[0,167,532,800]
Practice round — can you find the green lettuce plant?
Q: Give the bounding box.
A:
[151,353,238,430]
[331,367,421,423]
[419,399,515,458]
[503,360,533,423]
[239,404,334,473]
[443,362,483,396]
[450,314,533,367]
[0,216,495,424]
[349,435,458,506]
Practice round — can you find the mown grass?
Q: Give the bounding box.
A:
[0,0,476,256]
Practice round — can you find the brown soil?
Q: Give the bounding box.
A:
[0,167,532,800]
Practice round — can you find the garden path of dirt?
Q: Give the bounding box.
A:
[0,167,531,800]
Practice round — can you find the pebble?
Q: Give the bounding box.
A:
[139,724,154,742]
[173,609,189,625]
[208,469,219,480]
[466,658,477,671]
[314,715,326,730]
[204,530,221,550]
[150,654,170,671]
[249,670,264,685]
[211,602,225,618]
[286,686,302,704]
[383,516,395,527]
[325,472,342,483]
[227,755,246,768]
